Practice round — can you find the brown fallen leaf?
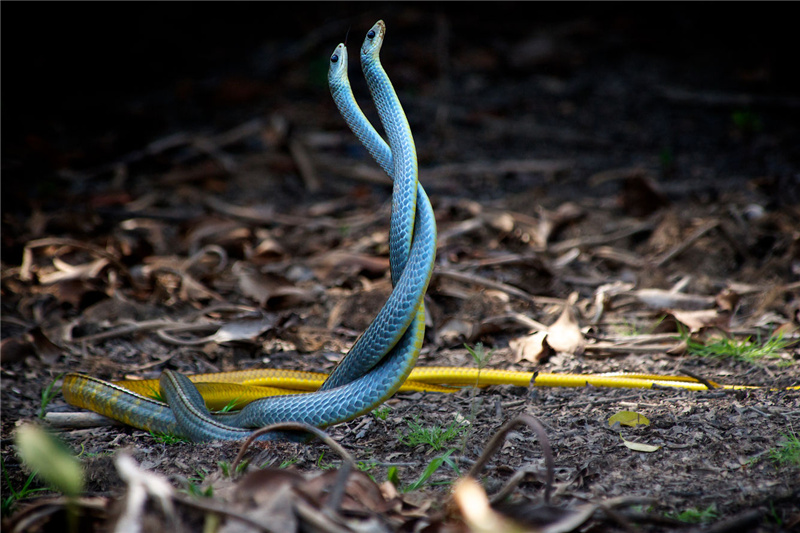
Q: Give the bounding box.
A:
[715,287,741,312]
[184,217,252,257]
[221,482,297,533]
[452,477,520,533]
[0,336,35,364]
[308,250,390,282]
[37,257,110,285]
[773,321,799,338]
[509,293,585,361]
[177,270,225,302]
[436,318,476,347]
[211,316,276,344]
[546,292,586,355]
[667,308,730,334]
[618,170,669,217]
[509,330,551,364]
[234,262,319,308]
[28,326,64,364]
[250,230,287,263]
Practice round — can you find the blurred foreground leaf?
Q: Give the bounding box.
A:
[15,424,83,497]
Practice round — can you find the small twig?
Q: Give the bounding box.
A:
[293,498,355,533]
[45,412,122,428]
[422,158,571,181]
[486,464,538,505]
[480,312,550,333]
[315,154,391,185]
[174,496,276,532]
[653,220,719,267]
[288,136,322,192]
[67,319,183,344]
[190,137,238,173]
[436,268,543,306]
[679,368,718,390]
[3,497,108,533]
[21,237,137,287]
[453,253,544,269]
[598,496,658,532]
[155,323,225,346]
[125,354,182,372]
[583,342,678,355]
[689,509,762,533]
[546,393,645,409]
[467,415,555,504]
[437,218,485,245]
[203,194,384,231]
[233,422,355,513]
[548,220,656,253]
[586,333,680,344]
[148,266,225,301]
[182,244,228,273]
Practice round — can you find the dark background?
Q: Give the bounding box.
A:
[3,3,798,220]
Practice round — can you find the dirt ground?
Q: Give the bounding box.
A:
[2,4,799,532]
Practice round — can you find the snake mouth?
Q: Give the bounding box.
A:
[374,20,386,37]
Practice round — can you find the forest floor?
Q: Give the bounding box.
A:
[2,5,799,533]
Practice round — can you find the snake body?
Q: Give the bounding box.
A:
[62,21,785,436]
[63,20,436,442]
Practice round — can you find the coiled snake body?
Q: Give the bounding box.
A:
[63,20,436,442]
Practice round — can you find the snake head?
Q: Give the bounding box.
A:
[361,20,386,59]
[328,43,349,85]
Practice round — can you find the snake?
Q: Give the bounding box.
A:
[63,20,437,442]
[62,22,799,437]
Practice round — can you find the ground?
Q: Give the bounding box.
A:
[2,4,799,532]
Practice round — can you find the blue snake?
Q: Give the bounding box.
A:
[62,20,437,442]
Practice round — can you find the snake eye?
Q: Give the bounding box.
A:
[367,29,376,39]
[331,54,339,63]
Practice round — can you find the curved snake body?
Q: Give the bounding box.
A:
[63,20,436,442]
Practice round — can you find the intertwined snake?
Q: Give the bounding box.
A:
[62,22,795,440]
[63,20,437,442]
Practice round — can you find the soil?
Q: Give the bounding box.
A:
[2,4,799,532]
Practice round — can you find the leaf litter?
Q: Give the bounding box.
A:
[2,6,800,533]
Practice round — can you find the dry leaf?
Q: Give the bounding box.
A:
[28,326,64,364]
[485,212,515,233]
[608,411,650,428]
[221,483,297,533]
[178,272,224,302]
[38,258,109,284]
[0,337,35,364]
[668,309,730,333]
[773,321,799,338]
[453,477,519,533]
[509,330,551,364]
[211,316,275,343]
[234,262,317,308]
[436,318,475,346]
[715,288,741,312]
[546,292,585,355]
[250,231,286,263]
[308,250,389,281]
[185,218,251,256]
[620,435,661,453]
[618,171,669,217]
